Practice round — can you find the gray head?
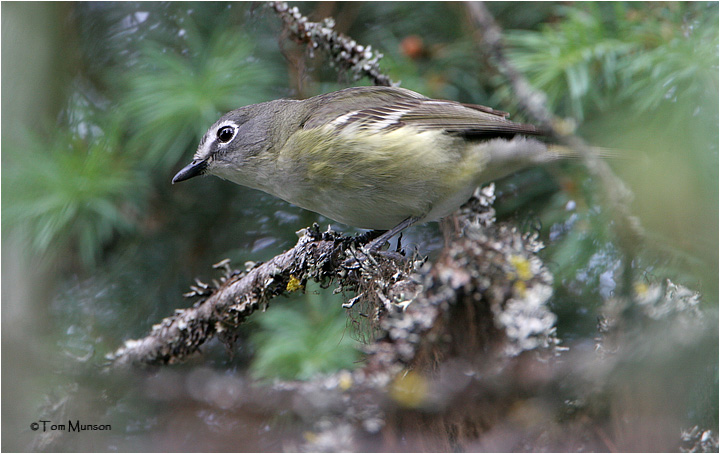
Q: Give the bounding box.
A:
[172,102,282,185]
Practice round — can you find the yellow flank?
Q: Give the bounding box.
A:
[276,125,484,229]
[289,126,467,187]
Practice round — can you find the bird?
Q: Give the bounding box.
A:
[172,86,564,248]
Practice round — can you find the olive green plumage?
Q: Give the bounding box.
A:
[173,86,557,230]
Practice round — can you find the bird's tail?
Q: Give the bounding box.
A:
[547,144,627,161]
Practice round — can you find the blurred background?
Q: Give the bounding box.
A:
[2,2,717,451]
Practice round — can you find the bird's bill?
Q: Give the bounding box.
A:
[172,159,208,184]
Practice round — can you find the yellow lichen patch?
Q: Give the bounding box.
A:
[513,280,527,298]
[510,255,534,281]
[338,370,353,391]
[303,431,318,443]
[634,281,649,297]
[390,370,429,408]
[286,275,303,292]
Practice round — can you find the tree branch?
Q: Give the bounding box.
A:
[267,1,395,87]
[466,1,644,295]
[107,226,404,367]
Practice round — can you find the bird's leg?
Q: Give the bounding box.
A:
[341,217,420,269]
[353,229,385,246]
[364,216,422,252]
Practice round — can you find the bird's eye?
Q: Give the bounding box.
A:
[217,126,235,143]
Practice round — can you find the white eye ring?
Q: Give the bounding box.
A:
[216,125,236,143]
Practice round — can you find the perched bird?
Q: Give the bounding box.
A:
[173,86,564,245]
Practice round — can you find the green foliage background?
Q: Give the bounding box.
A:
[2,2,717,451]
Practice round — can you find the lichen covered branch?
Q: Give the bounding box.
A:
[108,226,380,367]
[268,1,395,87]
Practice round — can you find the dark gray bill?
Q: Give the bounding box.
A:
[172,160,208,184]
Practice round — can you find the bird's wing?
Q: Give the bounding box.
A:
[303,86,543,139]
